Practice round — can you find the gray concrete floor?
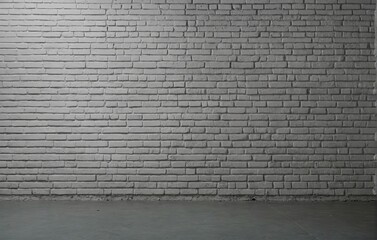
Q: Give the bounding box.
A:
[0,201,376,240]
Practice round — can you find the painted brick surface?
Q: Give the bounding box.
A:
[0,0,376,199]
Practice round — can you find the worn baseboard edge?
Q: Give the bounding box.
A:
[0,195,376,202]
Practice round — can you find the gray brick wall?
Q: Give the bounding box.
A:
[375,3,377,196]
[0,0,376,200]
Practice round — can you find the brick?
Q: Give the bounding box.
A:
[0,0,374,200]
[133,62,157,68]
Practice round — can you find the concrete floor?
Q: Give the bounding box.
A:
[0,201,376,240]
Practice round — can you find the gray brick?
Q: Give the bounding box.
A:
[0,0,374,200]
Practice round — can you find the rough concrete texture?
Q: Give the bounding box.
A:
[0,0,376,199]
[0,201,376,240]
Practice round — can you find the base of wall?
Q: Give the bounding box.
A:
[0,195,376,202]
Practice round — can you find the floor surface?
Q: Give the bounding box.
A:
[0,201,376,240]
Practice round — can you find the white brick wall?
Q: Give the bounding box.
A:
[0,0,376,199]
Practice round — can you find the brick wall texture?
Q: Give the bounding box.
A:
[0,0,376,199]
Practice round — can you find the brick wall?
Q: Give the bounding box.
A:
[0,0,376,200]
[375,3,377,196]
